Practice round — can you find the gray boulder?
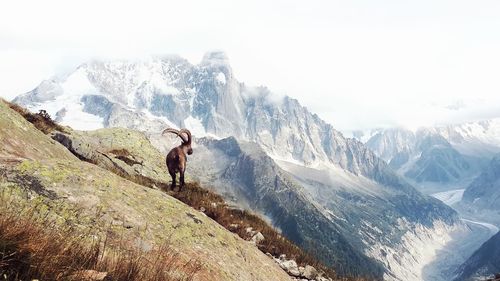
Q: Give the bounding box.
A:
[279,260,301,277]
[251,232,265,244]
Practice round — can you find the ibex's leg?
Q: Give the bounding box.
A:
[179,170,185,191]
[169,170,176,190]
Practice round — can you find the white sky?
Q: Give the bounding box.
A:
[2,0,500,134]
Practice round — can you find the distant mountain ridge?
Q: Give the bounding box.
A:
[361,118,500,158]
[366,128,488,185]
[13,51,461,280]
[432,119,500,158]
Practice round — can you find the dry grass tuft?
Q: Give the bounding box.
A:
[0,204,201,281]
[4,99,67,134]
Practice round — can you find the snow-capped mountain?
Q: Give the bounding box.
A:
[365,119,500,182]
[14,52,461,280]
[365,128,416,163]
[433,119,500,158]
[363,119,500,160]
[366,128,486,186]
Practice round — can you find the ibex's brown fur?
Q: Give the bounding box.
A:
[162,128,193,191]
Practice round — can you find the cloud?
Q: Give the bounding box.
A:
[241,86,286,107]
[2,0,500,132]
[444,100,466,111]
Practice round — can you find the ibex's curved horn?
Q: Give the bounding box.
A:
[162,128,179,136]
[179,129,192,145]
[162,128,188,143]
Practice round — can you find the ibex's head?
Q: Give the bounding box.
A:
[162,128,193,155]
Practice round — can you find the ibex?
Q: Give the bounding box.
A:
[162,128,193,191]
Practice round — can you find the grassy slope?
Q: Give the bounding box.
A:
[0,100,292,281]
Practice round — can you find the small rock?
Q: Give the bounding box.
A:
[298,266,305,275]
[245,226,255,234]
[123,222,134,229]
[186,212,203,224]
[279,260,301,277]
[229,223,239,230]
[200,206,206,212]
[251,232,265,244]
[279,254,287,261]
[302,265,318,279]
